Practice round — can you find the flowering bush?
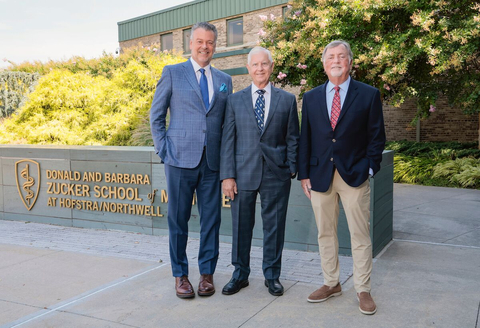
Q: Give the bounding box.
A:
[260,0,480,119]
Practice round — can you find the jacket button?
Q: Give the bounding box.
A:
[330,158,334,162]
[332,139,336,142]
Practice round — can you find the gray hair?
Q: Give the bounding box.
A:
[191,22,218,43]
[322,40,353,64]
[247,46,273,65]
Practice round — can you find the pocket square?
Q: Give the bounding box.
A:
[219,83,228,93]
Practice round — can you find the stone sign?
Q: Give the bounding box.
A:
[1,145,394,256]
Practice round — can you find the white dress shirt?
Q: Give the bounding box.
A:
[251,82,272,124]
[190,58,214,103]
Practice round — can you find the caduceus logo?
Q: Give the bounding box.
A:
[15,159,41,211]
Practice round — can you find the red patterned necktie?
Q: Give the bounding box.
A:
[331,86,341,130]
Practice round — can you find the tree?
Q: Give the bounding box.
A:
[260,0,480,135]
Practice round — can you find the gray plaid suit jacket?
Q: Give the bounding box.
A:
[220,85,299,190]
[150,59,233,170]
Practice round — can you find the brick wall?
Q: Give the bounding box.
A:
[384,98,478,143]
[383,101,418,142]
[120,34,159,50]
[211,54,247,70]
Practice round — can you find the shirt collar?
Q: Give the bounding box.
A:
[251,82,272,96]
[327,76,351,92]
[190,58,211,74]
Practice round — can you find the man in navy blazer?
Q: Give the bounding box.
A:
[298,40,385,314]
[150,22,232,299]
[220,46,299,297]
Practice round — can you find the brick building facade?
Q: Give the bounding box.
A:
[384,100,479,143]
[118,0,479,143]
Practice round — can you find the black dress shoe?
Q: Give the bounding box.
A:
[265,279,284,296]
[222,277,249,295]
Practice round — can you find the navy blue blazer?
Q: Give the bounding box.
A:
[298,78,386,192]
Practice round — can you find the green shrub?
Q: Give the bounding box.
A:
[386,141,480,189]
[8,46,169,78]
[393,155,438,184]
[386,141,480,159]
[0,46,184,146]
[433,158,480,188]
[0,72,40,118]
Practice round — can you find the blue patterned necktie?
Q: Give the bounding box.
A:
[255,89,266,132]
[199,68,209,110]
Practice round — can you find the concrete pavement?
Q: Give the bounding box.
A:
[1,183,479,328]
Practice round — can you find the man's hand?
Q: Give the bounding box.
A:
[301,179,312,199]
[222,178,238,201]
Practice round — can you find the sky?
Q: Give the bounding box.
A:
[0,0,192,69]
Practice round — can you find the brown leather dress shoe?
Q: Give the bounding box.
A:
[198,274,215,296]
[175,276,195,299]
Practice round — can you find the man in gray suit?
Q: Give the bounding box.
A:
[220,46,299,296]
[150,22,232,299]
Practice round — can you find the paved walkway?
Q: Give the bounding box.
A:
[0,184,479,328]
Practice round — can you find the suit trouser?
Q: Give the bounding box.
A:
[164,152,221,277]
[310,169,372,293]
[230,164,291,280]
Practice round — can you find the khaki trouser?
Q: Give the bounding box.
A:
[310,169,372,293]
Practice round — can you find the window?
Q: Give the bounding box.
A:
[161,33,173,51]
[282,6,289,18]
[183,28,192,54]
[227,17,243,46]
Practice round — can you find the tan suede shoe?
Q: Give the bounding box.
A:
[357,292,377,315]
[307,283,342,303]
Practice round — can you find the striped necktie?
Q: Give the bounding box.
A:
[331,86,341,130]
[255,89,266,132]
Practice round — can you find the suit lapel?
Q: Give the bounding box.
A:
[182,60,204,110]
[208,67,221,113]
[240,86,261,134]
[318,82,330,123]
[263,86,279,135]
